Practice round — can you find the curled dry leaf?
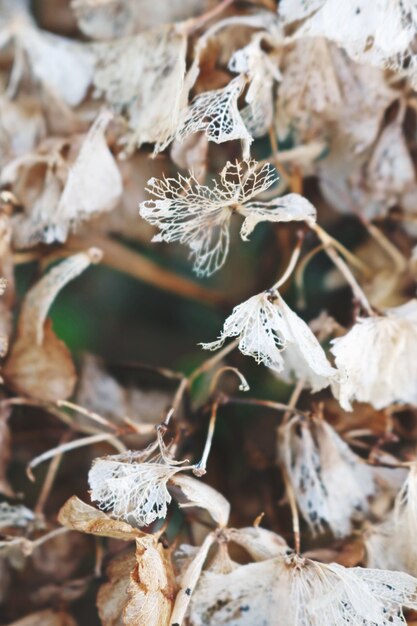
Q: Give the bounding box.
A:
[1,7,94,106]
[366,464,417,577]
[169,474,231,528]
[4,248,102,402]
[174,75,253,158]
[72,0,212,40]
[278,414,375,536]
[97,552,136,626]
[124,535,176,626]
[58,496,142,541]
[284,0,417,88]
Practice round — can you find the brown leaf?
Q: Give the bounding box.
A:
[58,496,142,541]
[97,552,136,626]
[124,536,176,626]
[4,320,76,402]
[4,249,102,402]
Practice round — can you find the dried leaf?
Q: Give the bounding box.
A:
[58,496,142,541]
[202,289,335,390]
[93,25,187,151]
[44,110,123,244]
[124,535,176,626]
[278,414,375,536]
[4,249,102,401]
[170,474,230,528]
[331,300,417,410]
[140,160,314,276]
[97,552,135,626]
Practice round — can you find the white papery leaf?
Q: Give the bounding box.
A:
[229,33,282,138]
[170,474,230,528]
[89,436,196,527]
[240,193,316,240]
[72,0,210,39]
[93,24,187,151]
[285,0,417,86]
[2,12,94,106]
[226,526,288,561]
[366,464,417,576]
[202,290,335,388]
[19,248,102,344]
[331,299,417,410]
[141,160,315,276]
[279,414,375,536]
[140,160,277,276]
[44,110,122,244]
[188,551,417,625]
[176,75,253,157]
[277,37,396,152]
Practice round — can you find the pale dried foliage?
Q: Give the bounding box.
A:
[278,414,375,536]
[140,159,315,276]
[331,300,417,410]
[202,289,335,390]
[3,0,417,624]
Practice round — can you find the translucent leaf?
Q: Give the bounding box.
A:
[188,552,417,625]
[44,110,123,244]
[176,75,252,157]
[278,414,375,536]
[93,24,187,151]
[202,290,335,388]
[140,160,316,277]
[331,300,417,410]
[89,436,195,527]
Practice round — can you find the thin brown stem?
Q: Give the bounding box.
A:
[34,431,71,515]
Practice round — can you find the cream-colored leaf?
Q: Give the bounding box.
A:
[176,75,253,157]
[58,496,141,541]
[89,436,196,526]
[240,193,316,240]
[188,551,417,625]
[140,160,278,277]
[45,110,123,244]
[93,25,187,151]
[4,12,94,106]
[202,290,335,389]
[4,249,101,402]
[97,552,135,626]
[331,300,417,410]
[170,474,230,528]
[278,414,375,536]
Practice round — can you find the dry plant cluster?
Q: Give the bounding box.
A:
[4,0,417,625]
